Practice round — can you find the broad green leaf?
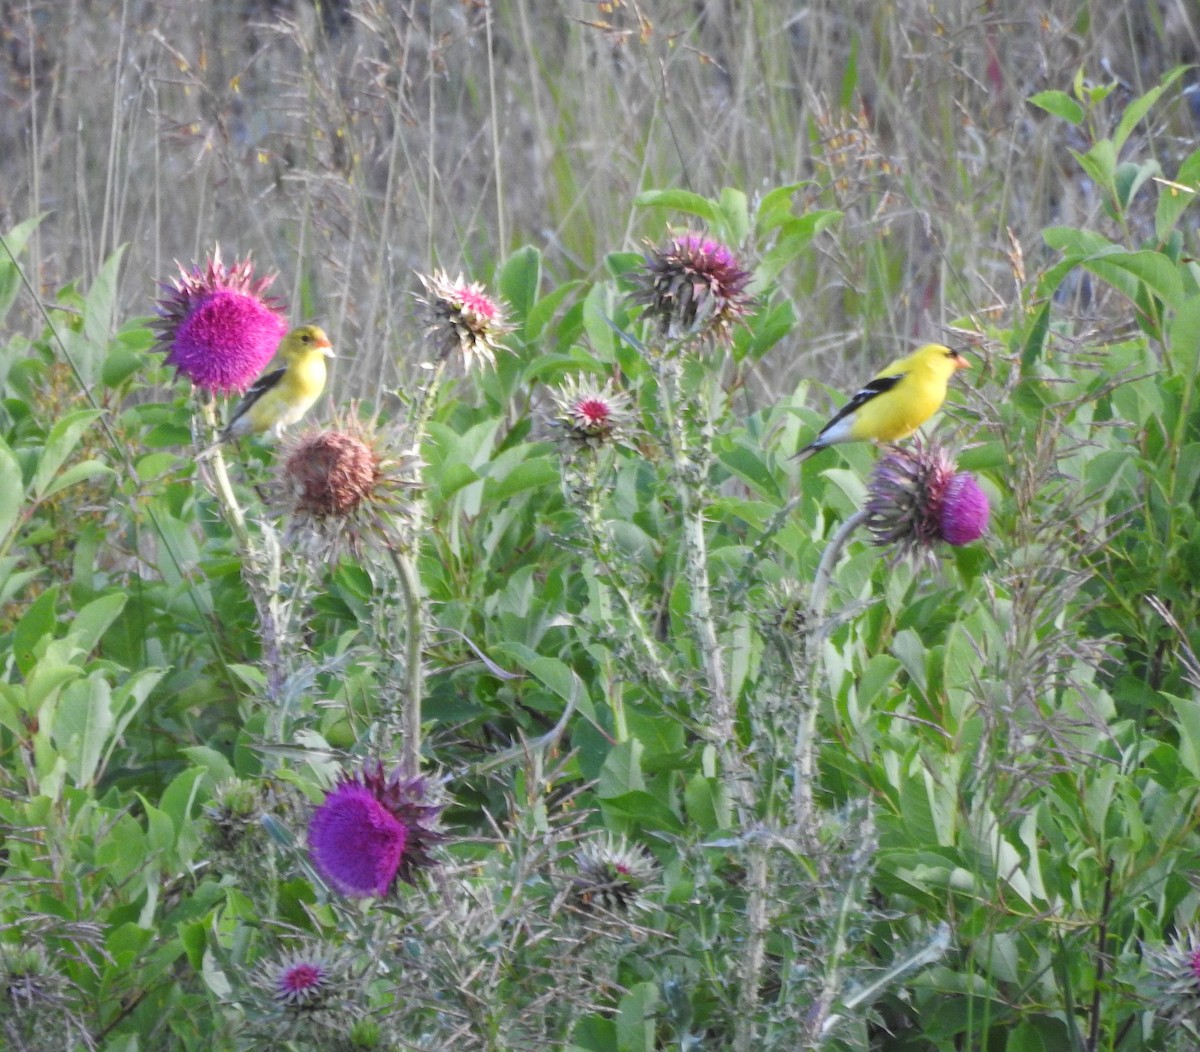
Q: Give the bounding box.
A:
[755,182,806,235]
[0,437,23,550]
[81,245,127,383]
[55,672,114,788]
[602,789,683,833]
[634,188,722,228]
[30,408,105,501]
[13,585,60,677]
[718,187,750,246]
[499,245,541,327]
[485,456,559,502]
[0,214,44,326]
[1112,65,1187,153]
[1027,90,1084,124]
[1156,149,1200,242]
[38,459,114,501]
[66,592,128,656]
[616,982,658,1052]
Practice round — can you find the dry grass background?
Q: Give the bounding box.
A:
[2,0,1198,399]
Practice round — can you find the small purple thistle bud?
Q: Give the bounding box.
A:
[549,375,634,447]
[273,955,330,1009]
[153,247,289,393]
[307,764,443,898]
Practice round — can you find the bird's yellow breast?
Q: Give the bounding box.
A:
[849,358,952,442]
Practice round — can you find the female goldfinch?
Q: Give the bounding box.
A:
[212,325,335,446]
[794,343,969,461]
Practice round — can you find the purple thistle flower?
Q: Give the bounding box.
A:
[308,764,443,898]
[864,439,990,558]
[153,247,289,393]
[629,231,754,345]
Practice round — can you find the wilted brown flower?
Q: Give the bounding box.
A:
[415,269,515,370]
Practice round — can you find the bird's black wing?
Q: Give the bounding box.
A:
[223,366,286,434]
[815,372,905,439]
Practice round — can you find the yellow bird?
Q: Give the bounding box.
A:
[209,325,335,449]
[794,343,969,461]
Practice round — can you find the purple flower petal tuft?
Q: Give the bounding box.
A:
[308,782,408,897]
[940,472,990,546]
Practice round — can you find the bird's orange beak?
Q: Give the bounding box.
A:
[953,353,971,370]
[316,334,335,357]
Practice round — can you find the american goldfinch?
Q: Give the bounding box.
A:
[794,343,969,461]
[206,325,335,451]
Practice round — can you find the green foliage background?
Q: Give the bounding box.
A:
[2,2,1200,1050]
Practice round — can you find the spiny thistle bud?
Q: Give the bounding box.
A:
[308,764,443,898]
[276,413,422,557]
[864,440,990,559]
[415,269,514,370]
[0,945,81,1047]
[153,246,288,392]
[549,375,634,447]
[267,952,332,1010]
[629,231,754,345]
[573,834,658,914]
[1143,928,1200,1030]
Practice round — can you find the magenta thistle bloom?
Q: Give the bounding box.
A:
[415,269,514,370]
[629,231,754,345]
[153,247,289,392]
[864,440,990,558]
[550,375,634,447]
[308,764,442,897]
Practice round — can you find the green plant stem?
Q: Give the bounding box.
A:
[655,354,752,810]
[794,508,868,826]
[390,546,425,778]
[380,357,447,775]
[733,834,770,1052]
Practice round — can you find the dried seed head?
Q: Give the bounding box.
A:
[276,412,422,558]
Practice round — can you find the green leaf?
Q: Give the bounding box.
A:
[1027,90,1084,124]
[499,245,541,327]
[524,280,583,344]
[13,586,59,677]
[0,215,44,326]
[1114,159,1160,210]
[39,459,113,501]
[0,437,25,551]
[66,592,128,656]
[1072,141,1116,196]
[616,982,658,1052]
[634,189,723,228]
[602,789,684,833]
[485,456,559,502]
[81,245,127,384]
[684,773,731,834]
[30,408,105,501]
[755,183,806,235]
[1156,149,1200,242]
[55,671,115,787]
[1112,66,1187,154]
[718,187,750,246]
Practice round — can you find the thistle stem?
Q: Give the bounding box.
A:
[390,546,426,778]
[794,508,868,826]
